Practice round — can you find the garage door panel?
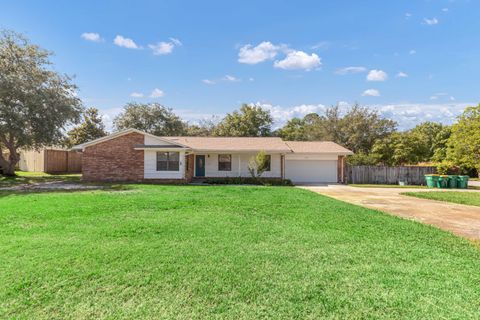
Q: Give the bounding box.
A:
[285,160,337,183]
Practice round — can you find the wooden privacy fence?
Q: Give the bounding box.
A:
[20,149,82,173]
[44,150,82,173]
[347,165,437,185]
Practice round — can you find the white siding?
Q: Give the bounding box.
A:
[200,153,282,178]
[144,150,185,179]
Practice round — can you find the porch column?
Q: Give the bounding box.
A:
[238,155,241,176]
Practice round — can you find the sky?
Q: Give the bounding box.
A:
[1,0,479,130]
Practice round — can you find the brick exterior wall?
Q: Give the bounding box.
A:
[82,132,145,182]
[185,154,194,182]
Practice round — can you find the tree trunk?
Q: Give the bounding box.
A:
[0,145,20,176]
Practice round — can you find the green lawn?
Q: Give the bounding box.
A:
[404,191,480,207]
[349,184,427,189]
[1,185,479,319]
[0,171,81,187]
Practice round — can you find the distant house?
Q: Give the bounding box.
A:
[72,129,353,184]
[19,148,82,173]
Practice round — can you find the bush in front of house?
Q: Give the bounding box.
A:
[204,177,293,186]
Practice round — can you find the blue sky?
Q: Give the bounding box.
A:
[1,0,479,130]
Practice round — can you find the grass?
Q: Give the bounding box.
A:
[350,184,480,190]
[404,191,480,207]
[349,184,427,189]
[1,185,479,319]
[0,171,81,187]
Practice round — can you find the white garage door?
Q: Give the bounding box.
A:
[285,160,338,183]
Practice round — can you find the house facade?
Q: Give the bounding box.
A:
[73,129,353,184]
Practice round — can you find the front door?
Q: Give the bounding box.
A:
[195,155,205,177]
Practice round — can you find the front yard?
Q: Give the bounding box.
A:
[404,191,480,207]
[1,184,479,319]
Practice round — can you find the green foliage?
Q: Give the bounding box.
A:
[0,30,82,175]
[446,104,480,174]
[184,117,218,136]
[247,150,270,178]
[1,185,479,318]
[205,177,293,186]
[275,118,308,140]
[370,122,451,166]
[66,107,107,147]
[275,104,396,154]
[346,152,378,166]
[113,102,186,136]
[214,104,273,136]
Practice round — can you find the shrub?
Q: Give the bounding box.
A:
[204,177,293,186]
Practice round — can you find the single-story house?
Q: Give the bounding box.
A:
[72,128,353,184]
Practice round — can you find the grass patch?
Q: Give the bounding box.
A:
[404,191,480,207]
[1,185,479,319]
[0,171,81,187]
[349,184,427,188]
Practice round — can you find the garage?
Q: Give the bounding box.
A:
[285,159,338,183]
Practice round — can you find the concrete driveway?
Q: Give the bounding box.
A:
[300,185,480,240]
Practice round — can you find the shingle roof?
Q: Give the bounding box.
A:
[285,141,353,154]
[162,136,292,152]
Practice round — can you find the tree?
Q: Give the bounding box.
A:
[446,104,480,175]
[66,107,107,147]
[410,122,451,162]
[275,104,396,154]
[184,117,218,136]
[275,118,308,140]
[113,103,186,136]
[247,151,270,178]
[214,104,273,137]
[0,30,82,175]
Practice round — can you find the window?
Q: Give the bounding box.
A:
[265,155,271,171]
[156,152,180,171]
[218,154,231,171]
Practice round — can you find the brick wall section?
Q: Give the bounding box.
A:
[337,155,346,183]
[185,154,194,182]
[82,132,144,182]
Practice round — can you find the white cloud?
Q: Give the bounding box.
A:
[362,89,380,97]
[335,66,367,75]
[222,75,240,82]
[253,103,326,126]
[430,95,438,100]
[273,51,321,71]
[114,35,140,49]
[169,38,182,46]
[409,49,417,55]
[405,12,412,19]
[81,32,102,42]
[367,69,388,81]
[442,8,449,12]
[238,41,281,64]
[202,79,216,85]
[148,38,182,55]
[311,41,330,50]
[423,17,439,25]
[396,72,408,78]
[149,88,165,98]
[130,92,144,98]
[249,77,255,82]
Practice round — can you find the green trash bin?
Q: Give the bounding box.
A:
[447,175,458,188]
[458,175,469,189]
[438,175,449,188]
[425,174,438,188]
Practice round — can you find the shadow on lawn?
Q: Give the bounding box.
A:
[0,183,132,198]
